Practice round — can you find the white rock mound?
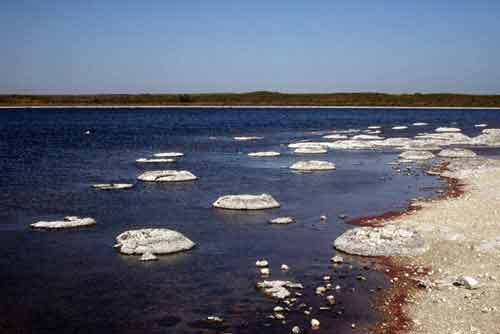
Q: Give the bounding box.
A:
[154,152,184,158]
[438,148,477,158]
[294,147,327,154]
[92,183,134,190]
[435,127,461,133]
[392,126,408,130]
[248,151,281,157]
[269,217,295,224]
[289,160,336,171]
[399,151,435,161]
[213,194,280,210]
[31,216,96,229]
[115,228,196,255]
[334,225,428,256]
[137,170,197,182]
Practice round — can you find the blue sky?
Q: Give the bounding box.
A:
[1,0,500,94]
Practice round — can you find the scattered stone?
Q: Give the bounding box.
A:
[292,325,301,334]
[137,170,197,182]
[260,268,270,276]
[256,260,269,267]
[257,280,302,300]
[92,183,134,190]
[323,134,348,140]
[326,295,336,305]
[334,225,429,256]
[368,126,382,130]
[248,151,281,157]
[331,255,344,264]
[281,264,290,272]
[289,160,336,171]
[154,152,184,158]
[320,215,328,222]
[311,318,320,330]
[316,286,327,295]
[206,316,224,323]
[31,216,96,229]
[459,276,480,290]
[412,122,429,126]
[438,148,477,158]
[269,217,295,224]
[392,126,408,130]
[474,124,488,128]
[234,136,264,141]
[213,194,280,210]
[114,228,196,255]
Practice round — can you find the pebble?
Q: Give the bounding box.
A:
[256,260,269,267]
[326,295,336,305]
[311,318,320,329]
[260,268,270,276]
[281,264,290,272]
[320,215,328,222]
[206,316,224,323]
[292,325,301,334]
[331,255,344,264]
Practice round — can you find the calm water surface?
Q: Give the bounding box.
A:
[1,107,500,334]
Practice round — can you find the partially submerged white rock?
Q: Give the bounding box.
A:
[334,225,428,256]
[438,148,477,159]
[399,150,435,161]
[288,142,335,149]
[474,124,487,128]
[392,126,408,130]
[31,216,96,229]
[435,127,461,133]
[352,134,384,140]
[256,280,303,300]
[115,228,196,255]
[289,160,336,171]
[294,147,327,154]
[269,216,295,224]
[92,183,134,190]
[136,158,176,163]
[323,134,348,140]
[137,170,197,182]
[213,194,280,210]
[154,152,184,158]
[234,136,264,141]
[367,126,382,130]
[248,151,281,157]
[412,122,429,126]
[328,140,382,150]
[140,251,158,261]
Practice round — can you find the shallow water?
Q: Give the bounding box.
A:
[1,107,500,333]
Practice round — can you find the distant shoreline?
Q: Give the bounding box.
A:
[2,105,500,110]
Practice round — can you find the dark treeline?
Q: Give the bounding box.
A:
[2,91,500,107]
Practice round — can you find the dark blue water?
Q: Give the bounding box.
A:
[1,107,499,334]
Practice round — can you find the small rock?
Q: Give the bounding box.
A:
[326,295,336,305]
[269,217,295,225]
[320,215,328,222]
[331,255,344,264]
[139,251,158,261]
[281,264,290,272]
[460,276,480,290]
[292,325,301,334]
[206,316,224,323]
[311,318,320,330]
[256,260,269,267]
[260,268,270,276]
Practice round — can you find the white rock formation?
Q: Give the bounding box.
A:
[31,216,96,229]
[248,151,281,157]
[269,217,295,224]
[323,134,348,140]
[213,194,280,210]
[438,148,477,158]
[399,150,435,161]
[367,126,382,129]
[115,228,196,255]
[234,136,264,141]
[289,160,336,171]
[435,127,461,133]
[137,170,197,182]
[92,183,134,190]
[392,126,408,130]
[136,158,176,163]
[294,147,327,154]
[474,124,487,128]
[352,134,385,140]
[328,140,382,150]
[256,280,303,299]
[154,152,184,158]
[412,122,429,126]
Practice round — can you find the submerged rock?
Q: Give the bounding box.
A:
[294,147,327,154]
[269,216,295,224]
[438,148,477,158]
[115,228,196,255]
[140,251,158,261]
[154,152,184,158]
[289,160,336,171]
[435,127,461,133]
[323,134,348,140]
[31,216,96,229]
[328,140,382,150]
[474,124,488,128]
[234,136,264,141]
[392,126,408,130]
[256,280,303,300]
[137,170,197,182]
[399,150,435,161]
[213,194,280,210]
[334,225,429,256]
[136,158,176,163]
[92,183,134,190]
[412,122,429,126]
[248,151,281,157]
[352,134,385,140]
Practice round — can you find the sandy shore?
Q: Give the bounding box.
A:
[367,158,500,334]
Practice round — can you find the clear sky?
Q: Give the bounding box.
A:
[2,0,500,94]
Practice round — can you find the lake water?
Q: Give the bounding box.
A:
[1,107,500,334]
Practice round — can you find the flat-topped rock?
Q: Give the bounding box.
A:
[115,228,196,255]
[92,183,134,190]
[288,142,335,149]
[334,225,429,256]
[412,122,429,126]
[376,137,413,148]
[399,150,435,161]
[154,152,184,158]
[234,136,264,141]
[136,158,176,163]
[323,134,348,140]
[438,148,477,158]
[31,216,96,229]
[294,147,327,154]
[248,151,281,157]
[269,216,295,224]
[213,194,280,210]
[289,160,336,171]
[474,124,488,128]
[352,134,385,140]
[392,126,408,130]
[435,127,461,133]
[328,140,381,150]
[367,126,382,130]
[137,170,197,182]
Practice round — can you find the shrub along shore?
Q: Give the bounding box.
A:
[2,92,500,108]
